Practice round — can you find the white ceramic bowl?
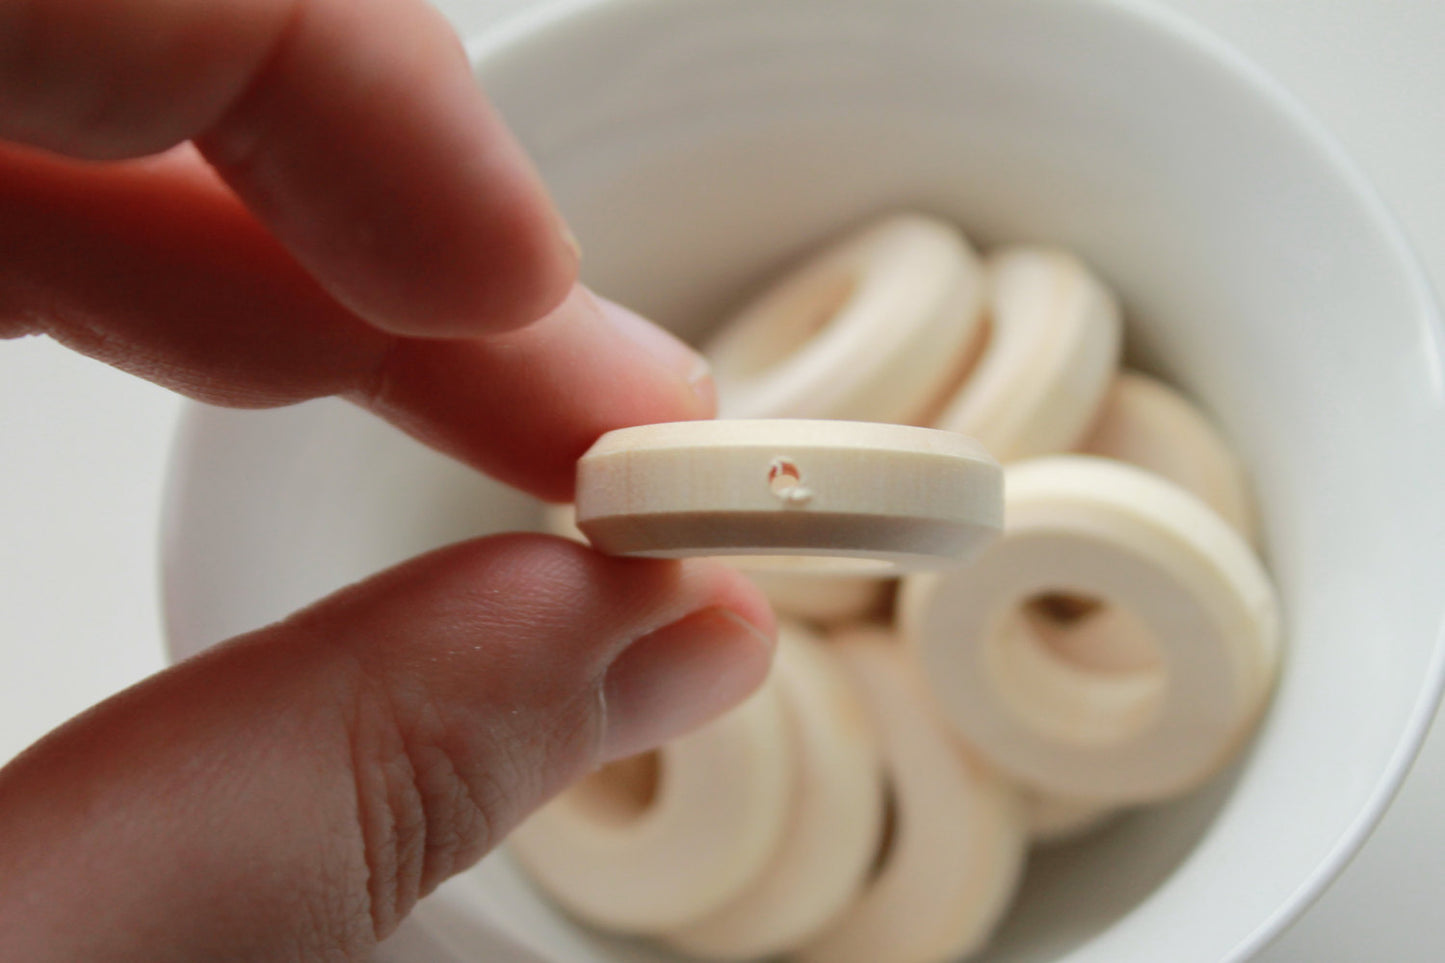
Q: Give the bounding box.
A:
[163,0,1445,961]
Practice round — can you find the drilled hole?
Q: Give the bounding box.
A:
[768,457,803,496]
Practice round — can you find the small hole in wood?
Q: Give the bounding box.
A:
[767,457,813,505]
[768,458,802,494]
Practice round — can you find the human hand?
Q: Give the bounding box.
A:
[0,1,776,959]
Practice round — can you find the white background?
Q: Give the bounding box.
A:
[2,1,1442,957]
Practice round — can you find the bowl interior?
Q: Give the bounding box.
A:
[165,0,1445,960]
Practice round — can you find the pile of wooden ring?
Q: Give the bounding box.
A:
[510,214,1282,963]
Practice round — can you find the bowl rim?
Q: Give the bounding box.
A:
[162,0,1445,959]
[461,0,1445,956]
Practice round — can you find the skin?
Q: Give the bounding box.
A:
[0,1,777,959]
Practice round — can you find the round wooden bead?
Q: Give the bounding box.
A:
[665,623,885,960]
[703,212,985,424]
[898,456,1280,804]
[506,669,793,933]
[797,628,1026,963]
[1081,371,1256,543]
[929,246,1122,462]
[575,420,1002,573]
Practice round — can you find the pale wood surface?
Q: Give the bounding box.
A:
[798,629,1026,963]
[664,625,884,960]
[575,420,1002,572]
[704,213,985,425]
[507,667,793,933]
[1081,371,1257,544]
[900,457,1280,803]
[931,247,1123,463]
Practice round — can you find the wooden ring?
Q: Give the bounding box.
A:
[665,623,885,959]
[543,503,890,624]
[1081,371,1256,543]
[1020,375,1255,832]
[506,669,793,933]
[797,628,1026,963]
[899,456,1281,803]
[703,213,986,424]
[575,420,1002,573]
[930,247,1122,462]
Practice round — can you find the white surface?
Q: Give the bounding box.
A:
[2,1,1444,960]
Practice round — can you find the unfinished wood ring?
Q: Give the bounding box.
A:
[1081,371,1256,543]
[929,246,1122,462]
[506,670,792,933]
[666,623,885,960]
[797,628,1026,963]
[899,456,1280,804]
[575,420,1002,573]
[703,212,985,423]
[1017,373,1257,825]
[1030,371,1255,723]
[545,503,889,624]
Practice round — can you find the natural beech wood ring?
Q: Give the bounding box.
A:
[1081,371,1257,544]
[1014,372,1257,835]
[929,246,1122,462]
[899,456,1281,804]
[542,503,890,624]
[574,420,1002,573]
[703,212,985,424]
[666,623,885,960]
[797,628,1026,963]
[506,669,793,933]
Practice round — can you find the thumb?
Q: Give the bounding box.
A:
[0,534,774,962]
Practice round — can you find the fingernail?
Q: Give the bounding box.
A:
[594,294,716,412]
[688,358,718,414]
[599,607,776,762]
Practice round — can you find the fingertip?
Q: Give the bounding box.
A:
[342,145,581,339]
[684,556,778,648]
[352,287,717,502]
[597,559,778,763]
[591,293,718,417]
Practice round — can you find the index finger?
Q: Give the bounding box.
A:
[0,0,577,338]
[0,144,712,501]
